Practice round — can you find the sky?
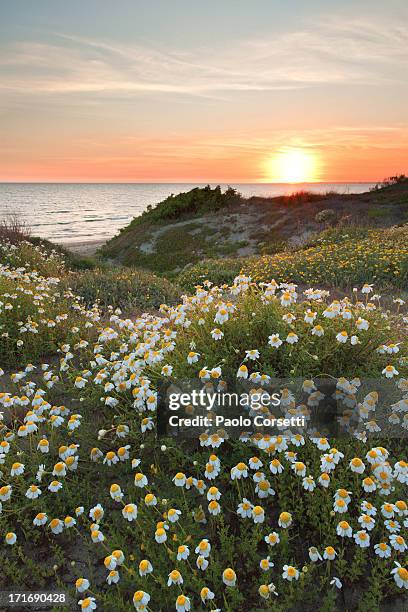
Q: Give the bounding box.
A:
[0,0,407,183]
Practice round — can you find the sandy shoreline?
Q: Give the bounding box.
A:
[59,239,106,257]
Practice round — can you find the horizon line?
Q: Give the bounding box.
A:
[0,180,381,185]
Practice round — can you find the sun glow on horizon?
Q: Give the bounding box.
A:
[266,149,319,183]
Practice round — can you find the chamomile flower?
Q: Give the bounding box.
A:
[323,546,337,560]
[265,532,280,546]
[167,569,183,586]
[133,591,150,609]
[89,504,104,522]
[139,559,153,577]
[122,504,137,522]
[358,514,375,531]
[134,472,148,488]
[349,457,365,473]
[391,562,408,589]
[200,587,215,603]
[175,594,190,612]
[252,505,265,523]
[222,567,237,587]
[110,484,123,501]
[268,334,282,348]
[196,555,209,570]
[154,526,167,543]
[78,597,97,611]
[195,539,211,557]
[337,521,352,537]
[237,498,253,518]
[260,556,274,571]
[106,570,119,585]
[236,364,249,379]
[385,519,401,533]
[309,546,322,562]
[278,511,293,528]
[177,545,190,561]
[390,534,407,553]
[33,512,48,526]
[173,472,186,487]
[354,530,370,548]
[75,578,90,593]
[382,365,399,378]
[5,532,17,545]
[230,462,248,479]
[374,542,391,558]
[282,565,299,581]
[211,328,224,340]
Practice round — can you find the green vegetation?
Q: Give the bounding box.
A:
[176,225,408,291]
[100,181,408,279]
[0,266,93,369]
[315,208,337,224]
[274,189,339,206]
[0,238,73,278]
[1,191,408,610]
[63,267,181,310]
[0,241,182,367]
[0,242,407,610]
[367,207,390,219]
[243,225,408,288]
[120,185,241,229]
[102,218,250,275]
[370,173,408,190]
[27,237,98,271]
[177,256,242,290]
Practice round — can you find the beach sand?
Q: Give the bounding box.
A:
[62,239,106,257]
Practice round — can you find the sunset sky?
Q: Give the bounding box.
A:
[1,0,407,183]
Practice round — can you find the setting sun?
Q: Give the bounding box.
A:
[267,149,319,183]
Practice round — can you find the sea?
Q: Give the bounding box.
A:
[0,182,376,245]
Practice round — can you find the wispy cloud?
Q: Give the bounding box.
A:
[0,16,407,100]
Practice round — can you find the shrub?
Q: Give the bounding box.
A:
[0,214,30,243]
[0,240,66,278]
[315,209,337,224]
[63,267,182,311]
[371,174,408,190]
[120,185,241,228]
[177,257,242,290]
